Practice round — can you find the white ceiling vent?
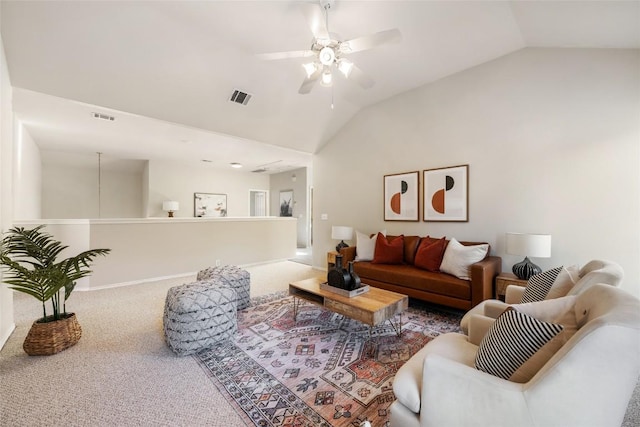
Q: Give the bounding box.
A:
[229,89,252,106]
[91,112,115,121]
[251,160,282,173]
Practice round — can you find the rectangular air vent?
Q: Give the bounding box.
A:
[92,112,115,121]
[230,89,252,106]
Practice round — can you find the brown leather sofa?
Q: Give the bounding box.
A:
[339,235,501,311]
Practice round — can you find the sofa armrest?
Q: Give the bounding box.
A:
[339,246,356,265]
[469,256,502,308]
[420,355,529,427]
[467,314,497,346]
[505,285,525,304]
[484,300,510,319]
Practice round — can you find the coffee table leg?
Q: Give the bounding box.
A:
[292,297,300,322]
[366,326,375,360]
[387,313,402,337]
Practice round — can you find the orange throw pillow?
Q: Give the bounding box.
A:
[372,233,404,264]
[414,236,447,271]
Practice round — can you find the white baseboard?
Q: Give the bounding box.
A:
[77,259,312,291]
[77,272,197,292]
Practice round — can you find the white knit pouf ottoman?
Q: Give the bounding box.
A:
[196,265,251,310]
[163,281,238,356]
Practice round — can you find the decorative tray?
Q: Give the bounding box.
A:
[320,282,370,298]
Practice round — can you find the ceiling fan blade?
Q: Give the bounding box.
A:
[298,68,322,94]
[348,63,375,90]
[256,50,315,60]
[300,3,330,42]
[340,29,402,54]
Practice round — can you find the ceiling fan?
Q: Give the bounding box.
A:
[257,0,402,94]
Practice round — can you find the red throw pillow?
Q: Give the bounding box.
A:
[414,236,447,272]
[372,233,404,264]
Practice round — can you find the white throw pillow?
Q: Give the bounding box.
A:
[546,265,580,299]
[355,230,386,261]
[439,238,489,280]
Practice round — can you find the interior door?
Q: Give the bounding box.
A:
[249,190,268,216]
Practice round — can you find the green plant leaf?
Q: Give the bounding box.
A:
[0,225,110,311]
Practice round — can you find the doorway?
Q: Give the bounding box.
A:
[249,190,268,216]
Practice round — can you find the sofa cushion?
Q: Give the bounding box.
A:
[521,266,563,303]
[372,233,404,264]
[354,262,471,300]
[439,238,489,280]
[414,236,447,272]
[355,229,385,261]
[383,234,421,264]
[474,308,563,380]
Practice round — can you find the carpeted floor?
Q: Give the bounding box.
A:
[1,260,638,426]
[195,294,462,427]
[0,261,323,427]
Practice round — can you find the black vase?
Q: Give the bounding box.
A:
[512,256,541,280]
[327,254,351,289]
[347,261,361,291]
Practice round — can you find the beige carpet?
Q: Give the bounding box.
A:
[1,260,638,426]
[0,261,322,427]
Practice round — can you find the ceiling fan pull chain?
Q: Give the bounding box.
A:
[331,87,335,110]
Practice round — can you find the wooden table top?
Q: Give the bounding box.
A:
[289,277,408,313]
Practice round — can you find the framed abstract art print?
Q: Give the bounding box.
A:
[423,165,468,222]
[383,171,419,221]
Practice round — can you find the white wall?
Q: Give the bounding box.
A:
[13,217,297,289]
[270,167,309,247]
[313,48,640,297]
[0,27,16,349]
[13,124,41,219]
[41,151,144,219]
[147,159,270,218]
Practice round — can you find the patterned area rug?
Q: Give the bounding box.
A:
[195,292,462,427]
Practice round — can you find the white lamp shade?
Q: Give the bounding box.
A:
[162,201,179,212]
[506,233,551,258]
[331,226,353,241]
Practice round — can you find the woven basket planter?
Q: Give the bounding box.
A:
[23,313,82,356]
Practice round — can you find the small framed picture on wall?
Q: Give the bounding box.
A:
[423,165,468,222]
[279,190,293,217]
[383,171,419,221]
[194,193,228,217]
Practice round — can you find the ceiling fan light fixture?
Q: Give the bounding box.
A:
[320,68,333,87]
[303,62,318,78]
[319,46,335,66]
[337,58,354,78]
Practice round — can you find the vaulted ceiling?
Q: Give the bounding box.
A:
[1,1,638,173]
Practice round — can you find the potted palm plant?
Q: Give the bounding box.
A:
[0,225,110,355]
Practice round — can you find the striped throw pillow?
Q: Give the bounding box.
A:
[474,308,563,380]
[520,266,563,303]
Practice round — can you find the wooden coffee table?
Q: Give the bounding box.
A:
[289,277,409,336]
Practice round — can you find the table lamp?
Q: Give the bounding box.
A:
[162,201,179,218]
[331,226,353,252]
[506,232,551,280]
